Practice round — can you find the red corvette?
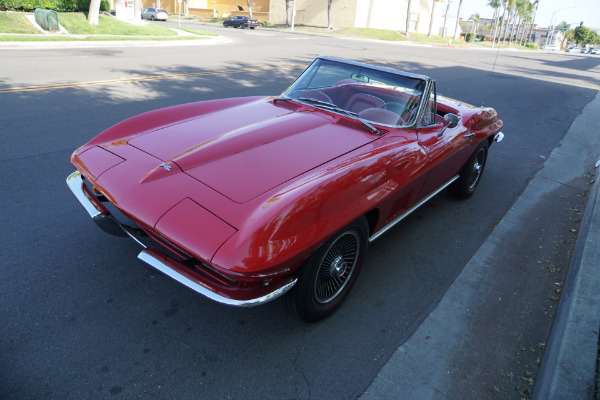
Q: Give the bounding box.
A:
[67,57,503,321]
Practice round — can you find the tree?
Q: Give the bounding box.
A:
[134,0,141,20]
[247,0,253,18]
[470,13,480,36]
[453,0,463,39]
[428,0,439,37]
[498,0,513,44]
[328,0,333,29]
[88,0,100,25]
[285,0,290,25]
[405,0,414,35]
[574,26,593,45]
[517,1,533,45]
[442,0,452,38]
[525,0,539,45]
[487,0,502,44]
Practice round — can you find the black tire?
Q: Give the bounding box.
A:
[450,141,488,199]
[223,22,227,27]
[151,15,155,20]
[284,217,368,322]
[250,26,255,29]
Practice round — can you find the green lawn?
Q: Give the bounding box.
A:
[57,12,177,36]
[0,12,40,34]
[0,34,203,41]
[177,27,218,36]
[337,27,408,41]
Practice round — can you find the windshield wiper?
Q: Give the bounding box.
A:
[298,97,379,133]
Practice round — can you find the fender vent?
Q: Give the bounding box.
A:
[336,118,388,135]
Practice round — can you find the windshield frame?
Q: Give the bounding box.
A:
[280,56,432,129]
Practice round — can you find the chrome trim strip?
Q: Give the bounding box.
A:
[66,171,104,219]
[138,250,298,307]
[369,175,460,243]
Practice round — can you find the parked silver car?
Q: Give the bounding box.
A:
[141,8,168,21]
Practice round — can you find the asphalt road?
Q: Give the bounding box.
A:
[1,25,599,399]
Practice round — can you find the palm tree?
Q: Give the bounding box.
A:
[453,0,464,39]
[327,0,334,29]
[525,0,539,44]
[405,0,414,35]
[470,13,480,36]
[442,0,452,38]
[516,1,533,45]
[488,0,503,46]
[428,0,440,37]
[499,0,513,44]
[508,0,524,44]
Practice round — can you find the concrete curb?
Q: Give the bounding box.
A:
[533,122,600,398]
[0,34,232,50]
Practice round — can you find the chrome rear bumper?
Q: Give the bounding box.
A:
[66,170,297,307]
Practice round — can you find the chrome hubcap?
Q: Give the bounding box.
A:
[468,150,485,189]
[330,256,348,278]
[314,231,360,304]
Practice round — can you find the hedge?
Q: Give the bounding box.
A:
[1,0,109,12]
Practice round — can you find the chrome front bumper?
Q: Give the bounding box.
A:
[66,170,297,307]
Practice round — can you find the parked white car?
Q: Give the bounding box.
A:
[565,47,581,53]
[591,48,600,55]
[141,8,168,21]
[542,44,560,51]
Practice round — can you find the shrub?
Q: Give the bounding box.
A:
[465,32,474,43]
[1,0,108,11]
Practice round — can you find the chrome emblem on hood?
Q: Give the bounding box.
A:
[160,163,171,171]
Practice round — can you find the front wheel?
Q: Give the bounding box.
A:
[450,141,488,199]
[284,217,368,322]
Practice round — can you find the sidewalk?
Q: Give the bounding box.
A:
[361,92,600,399]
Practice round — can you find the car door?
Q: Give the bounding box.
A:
[417,86,470,196]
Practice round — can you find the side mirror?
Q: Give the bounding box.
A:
[443,113,459,128]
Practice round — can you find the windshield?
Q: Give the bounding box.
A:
[282,58,427,127]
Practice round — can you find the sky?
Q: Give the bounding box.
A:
[449,0,600,30]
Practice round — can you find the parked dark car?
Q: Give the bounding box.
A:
[223,16,258,29]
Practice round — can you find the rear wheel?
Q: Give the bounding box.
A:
[284,217,368,322]
[450,142,488,199]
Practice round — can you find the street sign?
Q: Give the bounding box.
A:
[558,28,567,31]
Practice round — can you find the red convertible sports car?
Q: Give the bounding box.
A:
[67,56,503,321]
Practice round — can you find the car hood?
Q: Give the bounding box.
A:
[127,99,378,203]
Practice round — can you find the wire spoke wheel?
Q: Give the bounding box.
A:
[314,231,359,304]
[450,142,488,199]
[283,217,368,322]
[467,148,486,190]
